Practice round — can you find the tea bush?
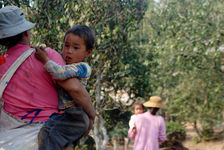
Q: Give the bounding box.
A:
[166,121,186,141]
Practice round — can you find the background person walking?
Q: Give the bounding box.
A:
[128,96,166,150]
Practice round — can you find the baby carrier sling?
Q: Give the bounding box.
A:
[0,48,34,98]
[0,48,43,150]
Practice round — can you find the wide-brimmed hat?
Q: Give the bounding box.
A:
[143,96,166,108]
[0,6,35,39]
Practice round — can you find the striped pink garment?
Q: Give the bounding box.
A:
[128,111,166,150]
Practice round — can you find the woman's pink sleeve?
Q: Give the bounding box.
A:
[158,117,166,142]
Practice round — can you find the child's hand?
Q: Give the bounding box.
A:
[132,127,137,134]
[35,45,49,64]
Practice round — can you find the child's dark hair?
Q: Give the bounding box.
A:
[64,25,95,51]
[132,102,144,111]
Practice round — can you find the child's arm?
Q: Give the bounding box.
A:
[132,127,137,134]
[128,116,137,139]
[45,61,91,81]
[128,127,136,139]
[35,47,91,81]
[129,115,135,129]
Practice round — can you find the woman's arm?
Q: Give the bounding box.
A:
[158,117,166,142]
[57,78,95,119]
[57,78,96,132]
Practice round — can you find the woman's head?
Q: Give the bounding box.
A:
[132,102,144,115]
[0,6,35,48]
[62,25,95,64]
[143,96,166,115]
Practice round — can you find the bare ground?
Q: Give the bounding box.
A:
[182,124,224,150]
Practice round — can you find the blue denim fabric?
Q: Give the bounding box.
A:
[38,107,89,150]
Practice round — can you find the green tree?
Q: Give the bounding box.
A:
[142,0,224,140]
[84,1,148,149]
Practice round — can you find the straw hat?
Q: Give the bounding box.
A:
[143,96,166,108]
[0,6,35,39]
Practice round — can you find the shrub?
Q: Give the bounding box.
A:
[160,121,187,148]
[75,135,96,150]
[201,128,214,140]
[108,123,129,144]
[165,121,186,141]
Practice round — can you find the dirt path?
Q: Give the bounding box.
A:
[182,124,224,150]
[107,139,224,150]
[183,140,224,150]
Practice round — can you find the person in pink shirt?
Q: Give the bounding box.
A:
[0,5,95,150]
[128,96,166,150]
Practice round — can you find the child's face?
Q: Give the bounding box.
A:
[62,33,92,64]
[134,105,144,115]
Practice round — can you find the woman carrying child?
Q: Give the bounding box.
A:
[128,96,166,150]
[0,6,95,150]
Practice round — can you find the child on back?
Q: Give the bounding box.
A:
[35,25,95,150]
[129,102,144,134]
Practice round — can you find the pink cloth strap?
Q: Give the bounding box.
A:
[0,48,34,99]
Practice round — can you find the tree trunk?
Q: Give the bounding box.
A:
[93,71,109,150]
[93,115,109,150]
[113,137,118,150]
[193,121,202,138]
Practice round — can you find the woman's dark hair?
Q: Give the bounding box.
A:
[148,107,160,115]
[64,25,95,51]
[0,32,24,48]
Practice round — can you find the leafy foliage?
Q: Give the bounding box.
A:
[102,109,130,138]
[165,121,186,141]
[141,0,224,139]
[160,121,186,148]
[76,135,96,150]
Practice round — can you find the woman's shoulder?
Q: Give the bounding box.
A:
[135,112,147,119]
[45,47,59,56]
[155,115,165,122]
[45,48,65,65]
